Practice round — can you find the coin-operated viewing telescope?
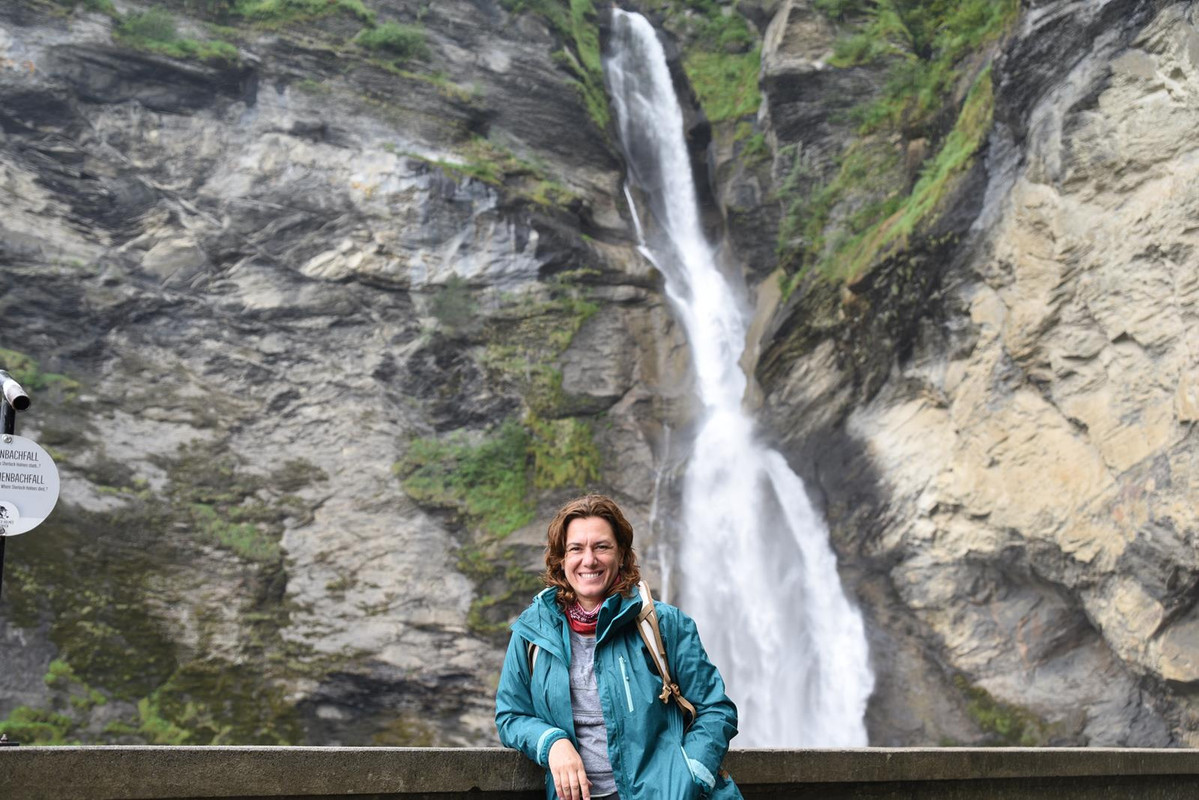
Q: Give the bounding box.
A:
[0,368,58,539]
[0,367,61,747]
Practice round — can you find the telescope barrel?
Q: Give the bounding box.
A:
[0,370,31,412]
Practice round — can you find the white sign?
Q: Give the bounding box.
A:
[0,434,59,536]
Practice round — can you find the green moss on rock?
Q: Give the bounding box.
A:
[397,419,535,537]
[954,674,1056,747]
[0,435,320,745]
[779,0,1013,292]
[0,347,79,396]
[501,0,609,131]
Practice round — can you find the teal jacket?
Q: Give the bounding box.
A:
[495,587,742,800]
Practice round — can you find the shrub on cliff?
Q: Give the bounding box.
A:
[115,8,240,65]
[355,21,428,62]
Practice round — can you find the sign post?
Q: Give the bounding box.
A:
[0,368,32,603]
[0,368,59,747]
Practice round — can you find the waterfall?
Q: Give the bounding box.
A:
[603,9,874,747]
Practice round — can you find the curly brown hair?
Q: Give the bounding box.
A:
[543,494,642,610]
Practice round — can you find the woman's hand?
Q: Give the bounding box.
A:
[548,738,592,800]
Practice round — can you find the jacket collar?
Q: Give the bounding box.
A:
[510,587,643,658]
[595,589,641,643]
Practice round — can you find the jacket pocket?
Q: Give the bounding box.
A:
[617,655,635,713]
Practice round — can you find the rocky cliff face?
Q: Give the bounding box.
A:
[2,0,1198,750]
[756,0,1199,746]
[0,0,687,745]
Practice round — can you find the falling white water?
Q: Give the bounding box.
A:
[604,10,873,747]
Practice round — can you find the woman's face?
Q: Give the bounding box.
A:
[563,515,621,611]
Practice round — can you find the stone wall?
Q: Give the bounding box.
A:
[4,747,1199,799]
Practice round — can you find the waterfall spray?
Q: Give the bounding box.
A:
[604,9,873,747]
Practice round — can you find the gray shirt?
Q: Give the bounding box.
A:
[569,629,617,797]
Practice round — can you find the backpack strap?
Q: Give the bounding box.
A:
[525,639,539,675]
[636,580,697,731]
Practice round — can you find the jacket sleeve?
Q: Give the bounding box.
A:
[664,606,738,794]
[495,632,570,767]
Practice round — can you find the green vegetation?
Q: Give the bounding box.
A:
[138,660,302,745]
[372,713,437,746]
[115,7,239,65]
[832,0,1016,136]
[0,661,108,744]
[501,0,609,130]
[736,124,769,164]
[396,420,543,634]
[839,66,993,273]
[413,136,576,208]
[0,347,79,396]
[0,438,325,745]
[683,47,761,123]
[398,420,535,537]
[233,0,372,25]
[0,706,76,745]
[430,274,479,336]
[161,439,318,564]
[188,502,279,562]
[480,279,598,415]
[955,675,1054,746]
[150,0,372,25]
[458,538,544,634]
[778,0,1017,290]
[55,0,117,15]
[355,21,428,62]
[528,415,600,489]
[781,65,992,290]
[674,3,761,124]
[397,274,604,634]
[813,0,870,18]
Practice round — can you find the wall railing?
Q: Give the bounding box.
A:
[4,746,1199,799]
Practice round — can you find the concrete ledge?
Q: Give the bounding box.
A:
[3,747,1199,799]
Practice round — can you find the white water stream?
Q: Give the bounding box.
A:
[604,9,873,747]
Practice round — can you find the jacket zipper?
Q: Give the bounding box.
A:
[618,655,635,713]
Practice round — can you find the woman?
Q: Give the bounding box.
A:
[496,494,741,800]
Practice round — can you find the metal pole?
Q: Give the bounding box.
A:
[0,393,15,745]
[0,370,31,746]
[0,395,11,604]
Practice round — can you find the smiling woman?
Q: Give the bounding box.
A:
[496,495,743,800]
[562,516,621,610]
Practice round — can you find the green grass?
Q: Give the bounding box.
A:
[825,0,1017,136]
[189,503,280,563]
[115,8,240,65]
[233,0,373,24]
[397,271,603,632]
[830,64,993,282]
[0,706,76,745]
[813,0,871,19]
[735,123,769,163]
[777,0,1017,290]
[355,21,428,62]
[397,420,535,536]
[0,347,79,395]
[528,416,600,489]
[683,47,761,123]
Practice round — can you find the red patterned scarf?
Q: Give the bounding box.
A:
[566,602,600,635]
